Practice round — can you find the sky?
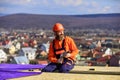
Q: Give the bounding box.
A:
[0,0,120,15]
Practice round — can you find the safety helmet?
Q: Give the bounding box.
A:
[53,23,64,32]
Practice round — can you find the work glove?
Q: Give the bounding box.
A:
[57,58,63,64]
[64,53,71,58]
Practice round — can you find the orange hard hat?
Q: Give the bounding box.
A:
[53,23,64,32]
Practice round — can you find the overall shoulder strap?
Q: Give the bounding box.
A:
[52,40,56,54]
[52,39,66,51]
[52,39,66,59]
[62,39,65,50]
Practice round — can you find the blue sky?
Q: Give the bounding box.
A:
[0,0,120,15]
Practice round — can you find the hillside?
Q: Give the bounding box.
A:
[0,13,120,30]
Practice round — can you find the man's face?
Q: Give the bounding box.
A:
[54,30,64,40]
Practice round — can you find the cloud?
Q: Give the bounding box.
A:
[91,1,98,7]
[0,0,119,14]
[102,6,111,12]
[53,0,83,7]
[85,1,112,14]
[0,7,6,12]
[0,0,33,5]
[82,1,99,14]
[87,6,111,14]
[0,0,83,7]
[42,0,49,5]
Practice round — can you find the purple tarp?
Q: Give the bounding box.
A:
[0,64,46,80]
[0,64,46,71]
[0,70,42,80]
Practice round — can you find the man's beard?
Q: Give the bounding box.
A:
[56,34,64,40]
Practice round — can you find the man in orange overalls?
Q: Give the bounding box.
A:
[42,23,79,73]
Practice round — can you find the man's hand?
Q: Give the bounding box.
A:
[57,52,71,64]
[64,53,71,58]
[57,58,63,64]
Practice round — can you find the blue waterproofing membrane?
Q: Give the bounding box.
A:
[0,64,46,80]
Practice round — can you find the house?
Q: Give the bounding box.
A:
[9,45,16,55]
[15,42,21,51]
[11,56,29,64]
[3,44,16,55]
[38,42,50,53]
[96,40,101,47]
[18,47,37,60]
[0,49,7,63]
[102,48,112,57]
[36,42,50,58]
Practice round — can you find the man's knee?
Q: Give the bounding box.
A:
[59,65,74,73]
[42,63,57,72]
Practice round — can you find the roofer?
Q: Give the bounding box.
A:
[42,23,79,73]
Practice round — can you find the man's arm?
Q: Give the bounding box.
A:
[68,37,79,60]
[48,42,58,63]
